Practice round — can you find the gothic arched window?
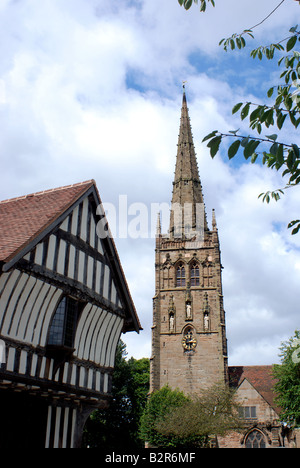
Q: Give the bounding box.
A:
[176,263,186,287]
[163,266,172,289]
[245,430,266,449]
[190,263,200,286]
[203,263,213,287]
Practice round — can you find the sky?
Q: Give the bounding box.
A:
[0,0,300,366]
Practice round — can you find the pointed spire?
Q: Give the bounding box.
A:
[169,86,208,239]
[174,85,200,187]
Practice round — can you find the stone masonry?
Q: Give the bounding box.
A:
[150,88,228,395]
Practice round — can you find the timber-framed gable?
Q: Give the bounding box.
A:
[0,180,141,448]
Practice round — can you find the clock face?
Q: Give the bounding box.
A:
[182,328,197,351]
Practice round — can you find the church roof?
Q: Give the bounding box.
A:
[229,365,281,415]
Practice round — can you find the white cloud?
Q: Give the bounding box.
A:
[0,0,299,367]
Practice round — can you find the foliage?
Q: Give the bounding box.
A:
[218,0,286,52]
[83,340,150,449]
[158,383,242,445]
[203,24,300,234]
[273,330,300,427]
[139,385,191,448]
[179,0,300,234]
[139,383,242,448]
[178,0,215,12]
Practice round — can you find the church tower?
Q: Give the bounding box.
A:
[150,87,228,395]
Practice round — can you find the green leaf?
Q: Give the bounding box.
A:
[251,153,258,164]
[244,140,260,159]
[264,109,274,127]
[241,103,250,120]
[287,150,296,170]
[276,144,284,168]
[241,137,250,148]
[270,142,278,156]
[202,130,218,143]
[250,106,264,122]
[282,168,290,177]
[288,220,300,228]
[287,35,297,52]
[232,102,243,114]
[292,226,300,235]
[200,0,206,12]
[292,144,300,159]
[228,140,241,159]
[263,193,271,204]
[266,134,278,142]
[277,112,287,130]
[250,48,258,59]
[207,136,222,158]
[289,169,300,183]
[288,220,300,235]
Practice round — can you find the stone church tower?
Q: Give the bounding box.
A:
[150,88,228,395]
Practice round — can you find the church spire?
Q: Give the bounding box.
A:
[169,86,207,239]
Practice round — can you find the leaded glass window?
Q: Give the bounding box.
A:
[48,297,79,348]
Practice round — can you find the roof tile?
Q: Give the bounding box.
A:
[229,365,280,414]
[0,180,94,262]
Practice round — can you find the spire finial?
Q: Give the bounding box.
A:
[156,212,161,237]
[212,209,217,231]
[182,80,187,93]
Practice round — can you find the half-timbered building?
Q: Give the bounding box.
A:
[0,180,141,448]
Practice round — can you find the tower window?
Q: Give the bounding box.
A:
[163,266,172,289]
[176,263,186,287]
[48,297,80,348]
[190,263,200,286]
[203,263,213,287]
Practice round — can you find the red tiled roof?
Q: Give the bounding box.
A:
[0,180,94,263]
[229,365,281,414]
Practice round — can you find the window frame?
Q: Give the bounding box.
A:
[190,262,200,287]
[245,429,266,449]
[176,263,186,287]
[238,406,257,420]
[47,296,81,349]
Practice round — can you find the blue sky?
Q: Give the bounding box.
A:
[0,0,300,365]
